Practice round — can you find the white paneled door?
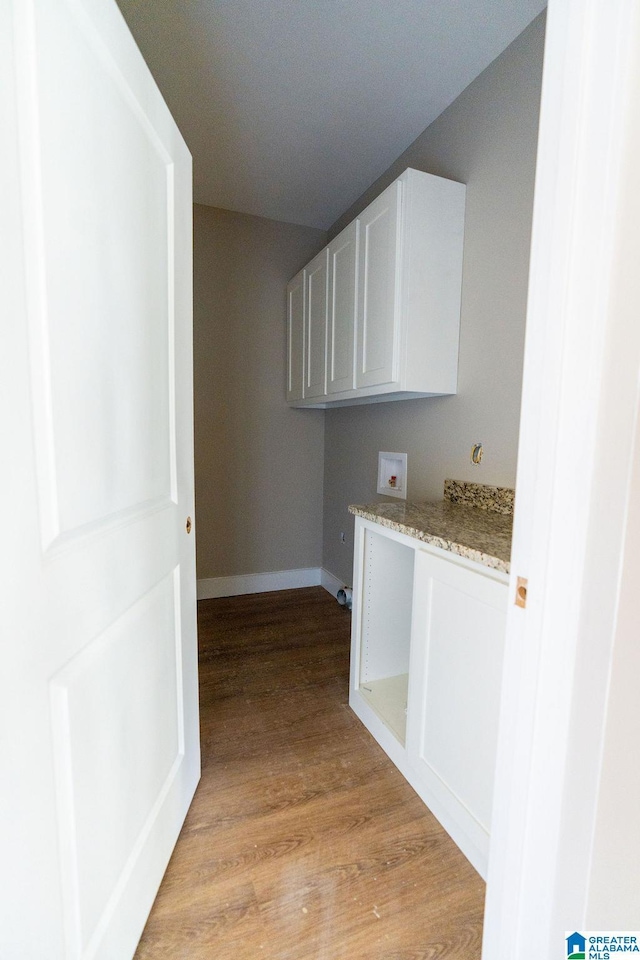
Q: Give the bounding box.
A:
[0,1,200,958]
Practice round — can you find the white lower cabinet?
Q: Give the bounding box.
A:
[349,517,508,878]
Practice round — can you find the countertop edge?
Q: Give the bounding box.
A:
[348,504,512,575]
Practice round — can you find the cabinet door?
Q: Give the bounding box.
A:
[356,180,402,389]
[327,220,358,395]
[407,550,507,850]
[286,269,305,402]
[304,248,329,399]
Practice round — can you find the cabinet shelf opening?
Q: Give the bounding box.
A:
[359,673,409,745]
[357,529,414,744]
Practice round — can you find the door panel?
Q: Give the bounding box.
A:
[50,571,183,955]
[22,0,176,545]
[407,552,507,852]
[286,269,305,402]
[419,576,506,832]
[304,247,328,399]
[356,180,401,388]
[327,221,358,394]
[1,1,199,958]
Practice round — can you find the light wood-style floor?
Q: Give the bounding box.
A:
[134,587,485,959]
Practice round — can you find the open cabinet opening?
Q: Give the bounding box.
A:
[357,528,414,745]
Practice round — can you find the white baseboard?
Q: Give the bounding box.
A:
[320,568,344,599]
[197,566,346,600]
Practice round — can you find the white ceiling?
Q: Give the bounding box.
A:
[115,0,546,230]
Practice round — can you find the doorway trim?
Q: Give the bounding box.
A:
[483,0,640,954]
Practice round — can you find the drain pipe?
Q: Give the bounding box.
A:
[336,587,353,610]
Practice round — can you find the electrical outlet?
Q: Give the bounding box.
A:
[471,442,483,465]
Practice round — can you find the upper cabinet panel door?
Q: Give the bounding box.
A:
[327,220,358,395]
[1,1,199,957]
[356,180,402,389]
[286,269,305,402]
[304,248,329,399]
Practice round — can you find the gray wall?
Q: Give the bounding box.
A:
[193,204,326,579]
[323,13,545,584]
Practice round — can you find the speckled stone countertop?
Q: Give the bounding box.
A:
[348,480,514,574]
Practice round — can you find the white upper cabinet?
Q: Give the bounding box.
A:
[286,168,466,408]
[327,220,359,395]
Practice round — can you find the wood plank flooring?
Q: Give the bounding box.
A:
[134,587,485,959]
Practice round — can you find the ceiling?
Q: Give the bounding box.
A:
[115,0,546,230]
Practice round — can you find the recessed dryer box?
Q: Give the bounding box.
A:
[377,452,407,499]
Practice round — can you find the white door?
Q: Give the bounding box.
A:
[327,220,358,395]
[356,179,402,389]
[286,268,305,402]
[0,1,199,958]
[304,247,329,400]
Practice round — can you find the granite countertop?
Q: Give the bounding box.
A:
[348,480,514,574]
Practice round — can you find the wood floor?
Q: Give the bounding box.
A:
[134,587,485,959]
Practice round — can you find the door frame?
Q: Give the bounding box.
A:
[484,0,640,954]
